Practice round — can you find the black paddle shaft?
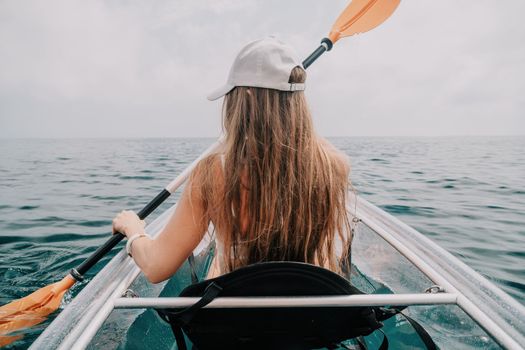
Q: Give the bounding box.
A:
[71,189,171,280]
[302,38,333,69]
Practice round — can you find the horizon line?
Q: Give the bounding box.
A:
[0,134,524,140]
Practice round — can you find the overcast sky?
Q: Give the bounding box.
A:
[0,0,524,138]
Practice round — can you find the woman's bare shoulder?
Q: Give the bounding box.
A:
[190,152,225,193]
[194,152,221,172]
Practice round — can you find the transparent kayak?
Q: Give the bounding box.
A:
[29,171,525,349]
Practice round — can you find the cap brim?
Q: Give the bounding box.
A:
[207,83,235,101]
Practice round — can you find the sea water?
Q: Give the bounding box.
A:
[0,136,523,349]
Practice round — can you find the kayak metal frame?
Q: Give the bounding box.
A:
[114,293,459,309]
[29,140,525,350]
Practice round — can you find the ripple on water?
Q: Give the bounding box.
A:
[91,195,127,201]
[59,179,82,184]
[381,204,436,217]
[77,220,110,228]
[0,232,109,244]
[119,175,155,180]
[508,251,525,258]
[485,205,507,210]
[18,205,39,210]
[369,158,389,163]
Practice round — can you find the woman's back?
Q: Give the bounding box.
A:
[192,45,352,275]
[203,141,352,278]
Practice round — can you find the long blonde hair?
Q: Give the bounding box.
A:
[193,67,352,273]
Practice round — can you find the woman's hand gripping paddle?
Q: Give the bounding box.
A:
[0,141,220,346]
[303,0,401,69]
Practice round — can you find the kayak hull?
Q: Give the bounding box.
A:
[29,197,525,350]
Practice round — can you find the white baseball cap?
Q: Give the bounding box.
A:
[207,37,305,101]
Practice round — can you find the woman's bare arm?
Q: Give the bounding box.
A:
[112,177,208,283]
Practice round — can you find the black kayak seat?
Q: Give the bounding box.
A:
[156,261,437,350]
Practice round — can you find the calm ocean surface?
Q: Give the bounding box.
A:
[1,136,524,348]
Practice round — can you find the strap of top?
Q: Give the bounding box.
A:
[220,153,225,170]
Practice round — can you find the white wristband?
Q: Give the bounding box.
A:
[126,233,147,257]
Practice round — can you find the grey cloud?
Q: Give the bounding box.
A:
[0,0,524,138]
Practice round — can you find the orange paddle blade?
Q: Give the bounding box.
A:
[0,334,23,348]
[328,0,401,43]
[0,275,75,346]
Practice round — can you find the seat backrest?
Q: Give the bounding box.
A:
[157,262,383,350]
